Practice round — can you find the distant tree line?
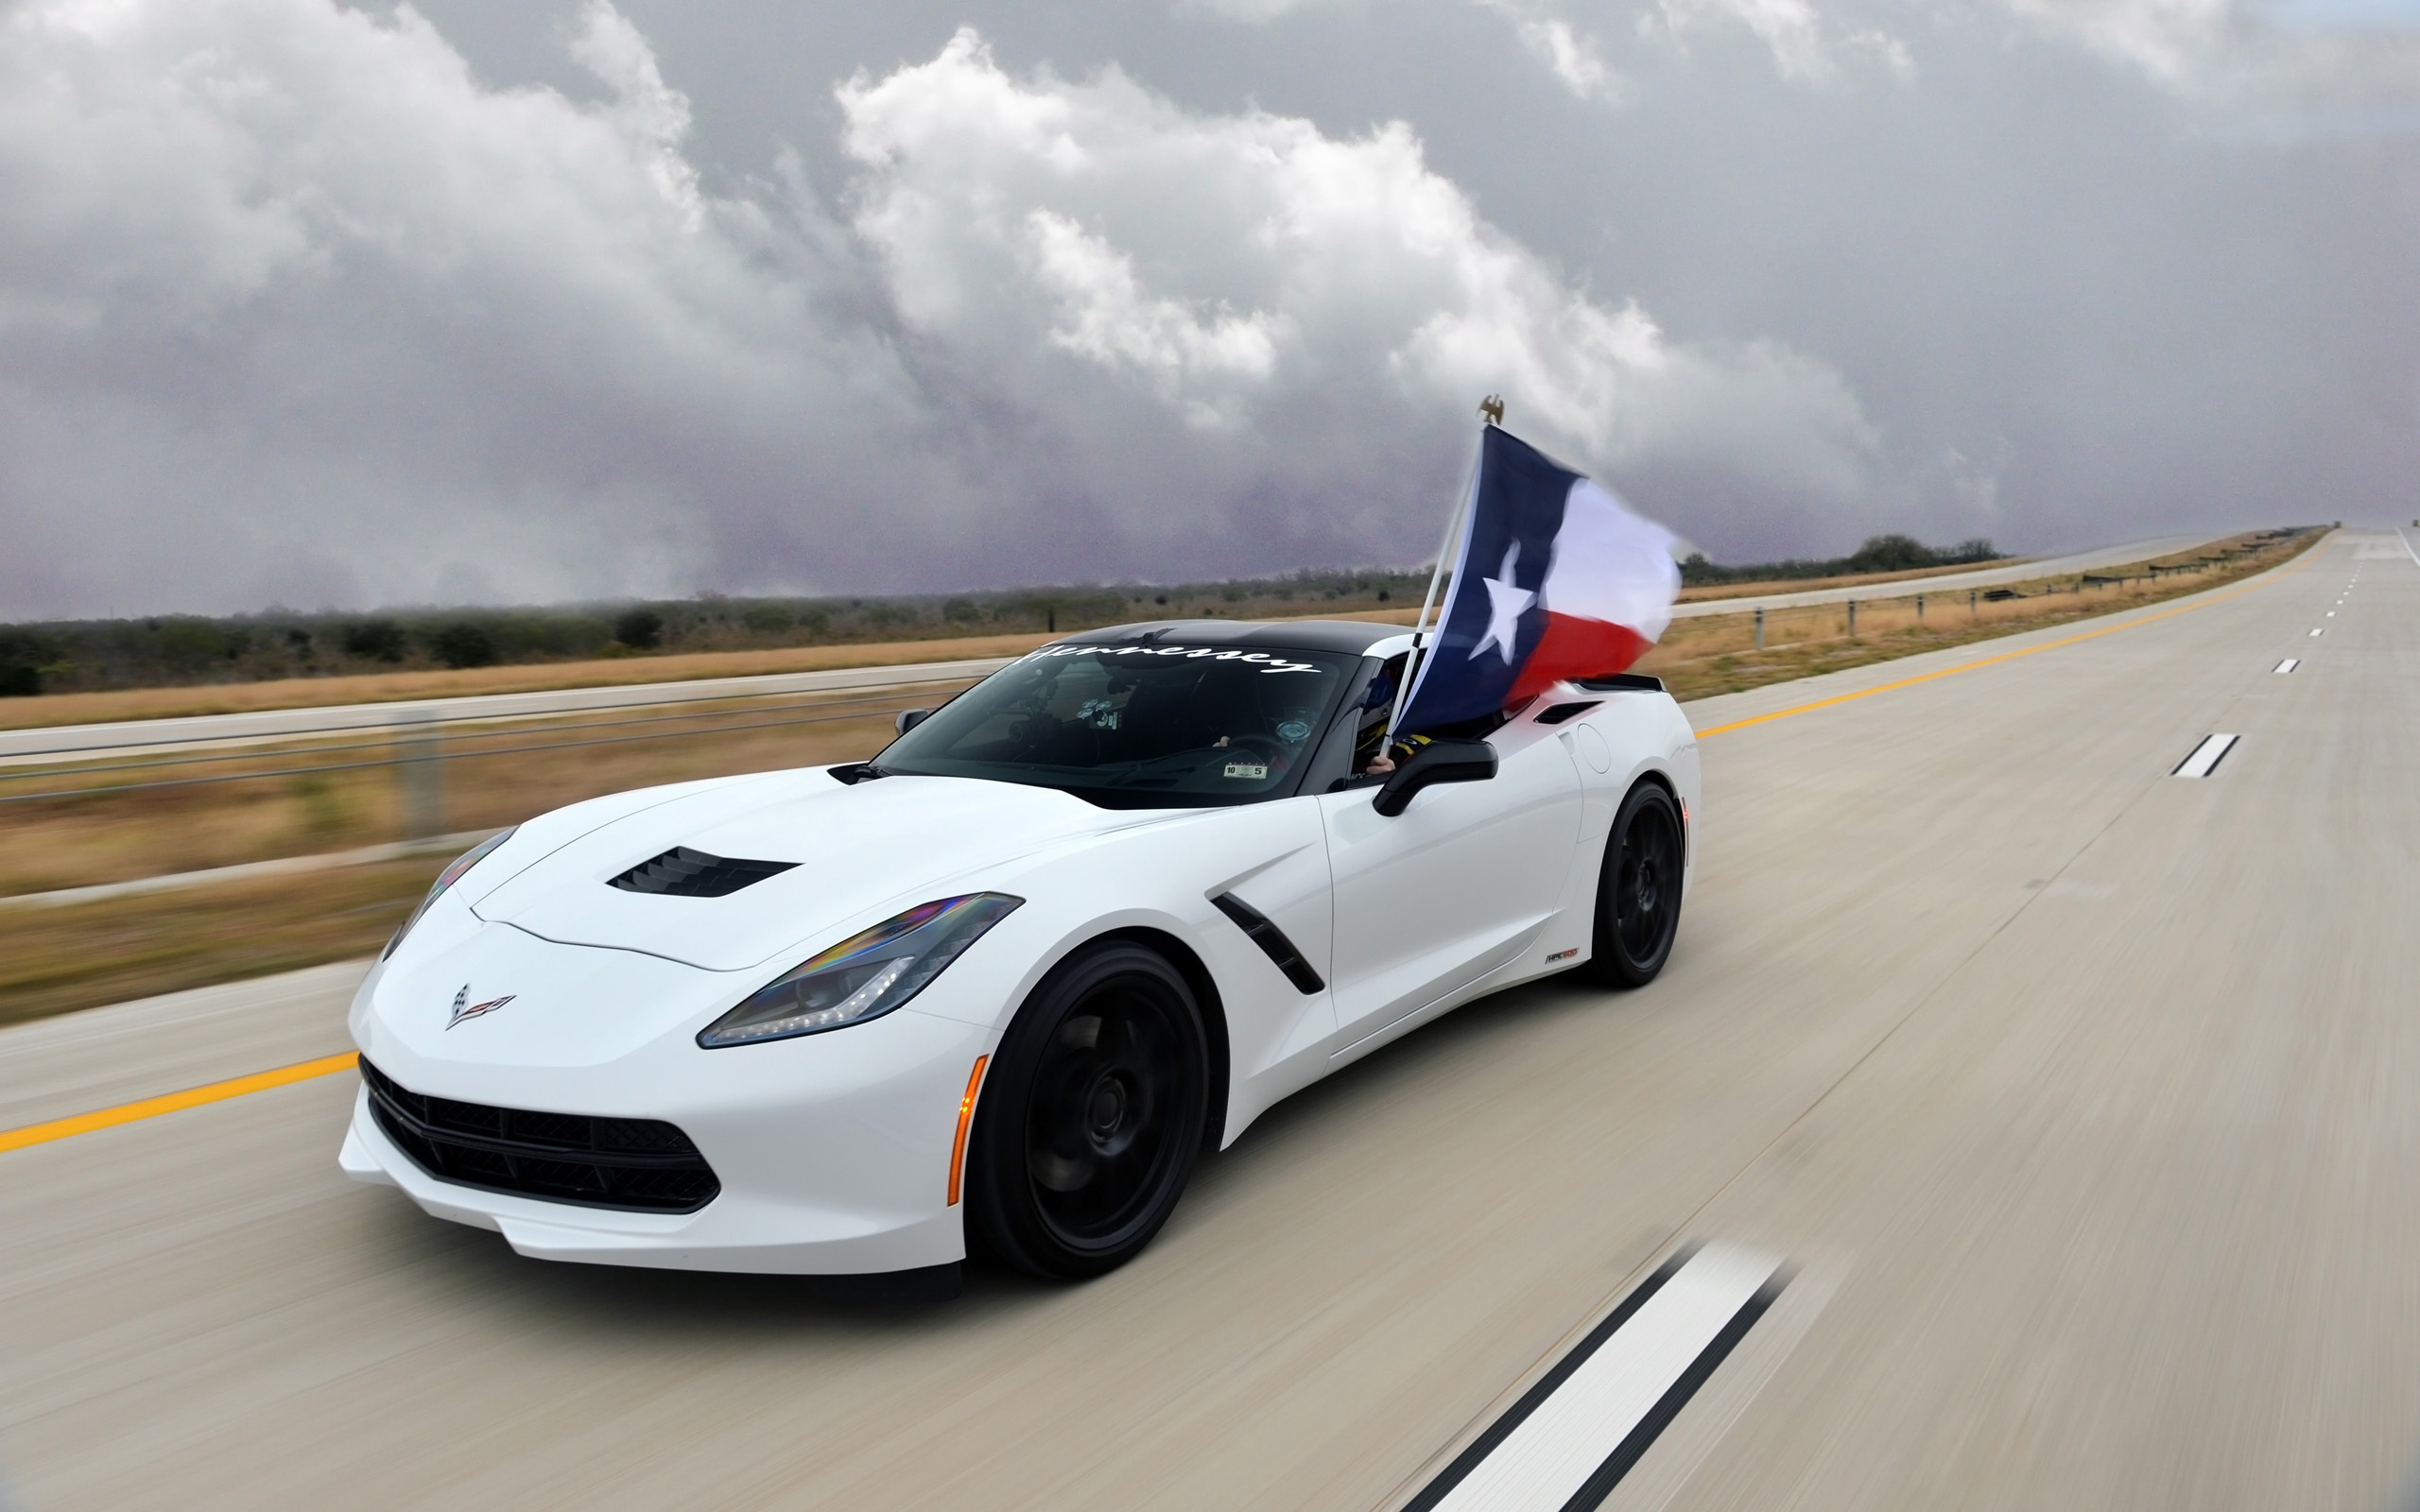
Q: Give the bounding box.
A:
[0,541,2018,698]
[0,568,1426,697]
[1678,534,2002,589]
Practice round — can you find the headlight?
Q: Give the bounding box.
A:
[697,892,1023,1048]
[384,827,517,960]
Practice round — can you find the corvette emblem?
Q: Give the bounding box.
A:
[445,984,516,1030]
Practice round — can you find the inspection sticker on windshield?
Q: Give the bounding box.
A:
[1223,762,1270,780]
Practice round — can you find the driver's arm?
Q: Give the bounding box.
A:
[1363,732,1428,777]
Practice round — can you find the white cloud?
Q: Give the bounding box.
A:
[1524,15,1620,94]
[0,0,939,612]
[1990,0,2238,86]
[838,26,1877,494]
[0,3,1887,616]
[1474,3,1625,96]
[1953,0,2420,99]
[1656,0,1841,80]
[1178,0,1349,17]
[1023,211,1284,427]
[1191,0,2412,105]
[564,0,704,232]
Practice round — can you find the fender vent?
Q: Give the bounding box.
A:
[1535,700,1601,726]
[609,846,797,898]
[1211,892,1325,994]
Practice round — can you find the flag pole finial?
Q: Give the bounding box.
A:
[1479,394,1504,426]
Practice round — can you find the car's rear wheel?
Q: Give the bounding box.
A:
[1584,782,1685,988]
[964,942,1208,1280]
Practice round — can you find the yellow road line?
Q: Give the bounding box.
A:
[0,1050,358,1155]
[0,541,2327,1157]
[1697,545,2320,739]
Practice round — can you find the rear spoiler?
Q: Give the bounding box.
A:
[1573,673,1666,694]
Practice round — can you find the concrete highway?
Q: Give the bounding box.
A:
[0,533,2228,767]
[1,529,2408,1510]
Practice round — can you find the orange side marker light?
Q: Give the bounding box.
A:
[947,1055,989,1206]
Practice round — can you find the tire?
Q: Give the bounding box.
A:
[1582,782,1685,988]
[963,942,1209,1280]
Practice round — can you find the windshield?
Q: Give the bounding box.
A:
[872,642,1357,808]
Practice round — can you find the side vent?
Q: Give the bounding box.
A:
[1573,672,1665,693]
[1211,892,1325,994]
[1535,700,1601,726]
[610,847,798,899]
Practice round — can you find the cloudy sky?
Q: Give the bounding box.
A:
[1,0,2413,616]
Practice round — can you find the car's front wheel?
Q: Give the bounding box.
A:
[1583,782,1685,988]
[963,942,1209,1280]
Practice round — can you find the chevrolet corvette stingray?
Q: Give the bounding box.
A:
[339,619,1700,1284]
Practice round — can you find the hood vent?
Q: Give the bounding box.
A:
[609,846,798,899]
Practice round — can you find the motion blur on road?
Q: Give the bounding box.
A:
[4,531,2414,1509]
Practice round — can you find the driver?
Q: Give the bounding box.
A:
[1350,658,1428,776]
[1352,659,1511,778]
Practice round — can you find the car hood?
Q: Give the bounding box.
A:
[471,768,1143,972]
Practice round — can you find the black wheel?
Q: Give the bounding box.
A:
[964,943,1209,1280]
[1583,782,1685,988]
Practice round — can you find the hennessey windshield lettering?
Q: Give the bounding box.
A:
[1018,644,1322,674]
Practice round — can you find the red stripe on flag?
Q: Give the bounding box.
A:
[1509,612,1651,704]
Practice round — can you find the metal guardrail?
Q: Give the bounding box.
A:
[0,684,959,818]
[0,656,1021,765]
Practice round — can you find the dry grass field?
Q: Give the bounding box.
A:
[0,858,452,1028]
[0,686,954,898]
[0,529,2314,1024]
[1670,556,2023,602]
[1636,529,2309,699]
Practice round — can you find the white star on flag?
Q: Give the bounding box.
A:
[1468,542,1536,664]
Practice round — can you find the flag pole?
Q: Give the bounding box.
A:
[1387,408,1494,742]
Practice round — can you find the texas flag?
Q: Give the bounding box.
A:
[1395,424,1680,731]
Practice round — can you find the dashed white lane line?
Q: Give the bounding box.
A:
[1408,1244,1786,1512]
[1594,1261,1844,1512]
[2174,733,2240,779]
[2274,659,2299,674]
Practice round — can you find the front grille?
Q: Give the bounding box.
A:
[360,1057,719,1213]
[609,846,797,898]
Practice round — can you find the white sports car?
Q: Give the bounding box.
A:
[340,621,1700,1289]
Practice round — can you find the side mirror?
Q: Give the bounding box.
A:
[1373,738,1497,816]
[894,708,933,735]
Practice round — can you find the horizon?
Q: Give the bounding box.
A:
[0,525,2042,627]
